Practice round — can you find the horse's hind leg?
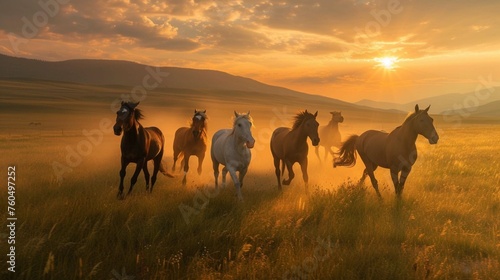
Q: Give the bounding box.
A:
[150,153,162,193]
[212,159,220,188]
[359,154,381,197]
[367,167,381,198]
[172,148,179,172]
[143,163,150,191]
[221,167,228,188]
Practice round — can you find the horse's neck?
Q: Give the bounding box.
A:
[397,121,418,146]
[229,130,247,152]
[124,122,141,142]
[328,121,339,130]
[290,126,308,144]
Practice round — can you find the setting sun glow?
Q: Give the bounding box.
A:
[375,57,399,70]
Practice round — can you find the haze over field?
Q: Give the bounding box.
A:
[1,0,500,103]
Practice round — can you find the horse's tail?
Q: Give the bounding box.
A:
[159,161,175,178]
[333,135,358,168]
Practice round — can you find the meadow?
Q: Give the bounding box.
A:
[0,80,499,279]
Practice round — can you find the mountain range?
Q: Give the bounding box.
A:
[1,54,498,119]
[356,90,500,115]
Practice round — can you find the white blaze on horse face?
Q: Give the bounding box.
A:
[236,118,255,148]
[118,107,129,120]
[195,115,202,120]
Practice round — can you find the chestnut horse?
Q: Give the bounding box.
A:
[270,110,320,191]
[113,102,172,199]
[172,110,208,185]
[334,105,439,198]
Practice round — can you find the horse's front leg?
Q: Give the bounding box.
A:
[299,158,309,192]
[314,145,321,163]
[118,158,129,199]
[390,166,401,197]
[282,160,295,185]
[143,163,150,191]
[239,166,248,189]
[197,153,205,175]
[182,154,190,186]
[128,158,145,195]
[397,166,412,198]
[221,167,228,188]
[227,166,243,201]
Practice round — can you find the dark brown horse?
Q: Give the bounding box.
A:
[270,110,320,191]
[113,102,172,199]
[334,105,439,198]
[315,111,344,162]
[172,110,208,185]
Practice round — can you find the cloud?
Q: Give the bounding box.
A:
[1,0,500,59]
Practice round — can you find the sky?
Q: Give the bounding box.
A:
[1,0,500,103]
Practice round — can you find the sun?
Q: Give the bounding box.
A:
[375,56,399,70]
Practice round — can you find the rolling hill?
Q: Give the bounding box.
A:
[0,54,362,109]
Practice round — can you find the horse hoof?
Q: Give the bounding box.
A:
[282,180,291,186]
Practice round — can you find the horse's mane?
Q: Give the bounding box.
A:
[402,110,422,125]
[233,113,253,126]
[292,111,315,130]
[134,108,144,121]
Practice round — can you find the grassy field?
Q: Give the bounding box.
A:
[1,122,499,279]
[1,80,499,279]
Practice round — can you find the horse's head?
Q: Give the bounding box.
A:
[306,111,320,146]
[413,104,439,144]
[330,111,344,123]
[192,109,207,140]
[113,101,140,136]
[233,111,255,149]
[294,110,320,146]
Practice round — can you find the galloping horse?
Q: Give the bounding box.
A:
[315,111,344,162]
[334,105,439,198]
[211,111,255,200]
[172,110,208,185]
[113,102,173,198]
[270,110,320,191]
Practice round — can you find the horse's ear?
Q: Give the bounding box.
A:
[234,111,239,118]
[247,111,250,116]
[203,110,206,114]
[330,111,334,115]
[425,105,431,112]
[194,109,197,114]
[121,101,125,106]
[415,104,420,112]
[132,102,139,109]
[314,111,318,118]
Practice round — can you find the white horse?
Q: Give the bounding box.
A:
[211,111,255,200]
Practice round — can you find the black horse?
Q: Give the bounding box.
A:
[113,102,173,198]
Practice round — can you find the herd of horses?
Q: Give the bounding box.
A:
[113,101,439,200]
